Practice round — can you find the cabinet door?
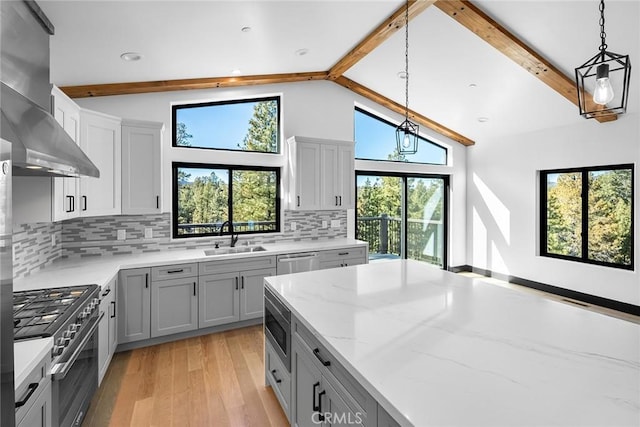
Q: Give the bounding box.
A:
[98,292,110,384]
[198,272,240,328]
[292,339,323,427]
[79,109,121,216]
[337,144,355,209]
[320,143,339,209]
[319,260,343,270]
[51,87,80,221]
[121,120,162,214]
[151,277,198,337]
[293,141,321,210]
[108,279,118,356]
[323,379,364,427]
[118,268,151,344]
[16,380,51,427]
[240,267,276,320]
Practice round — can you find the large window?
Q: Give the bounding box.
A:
[356,172,448,268]
[540,164,634,269]
[172,96,280,153]
[173,163,280,238]
[354,107,447,165]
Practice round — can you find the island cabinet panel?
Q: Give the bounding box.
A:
[292,316,376,426]
[265,340,291,422]
[377,406,401,427]
[15,353,51,427]
[118,268,151,344]
[16,380,52,427]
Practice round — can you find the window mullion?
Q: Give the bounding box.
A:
[581,169,589,262]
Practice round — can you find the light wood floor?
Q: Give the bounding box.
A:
[83,325,289,427]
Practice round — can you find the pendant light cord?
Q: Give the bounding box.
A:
[404,0,409,123]
[599,0,607,52]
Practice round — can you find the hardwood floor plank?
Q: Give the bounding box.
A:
[84,325,287,427]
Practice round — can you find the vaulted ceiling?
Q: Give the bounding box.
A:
[40,0,639,147]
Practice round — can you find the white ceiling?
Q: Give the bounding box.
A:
[39,0,640,145]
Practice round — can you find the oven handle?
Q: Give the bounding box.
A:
[51,312,103,381]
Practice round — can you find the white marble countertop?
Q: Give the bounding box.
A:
[264,259,640,427]
[14,338,52,391]
[14,238,367,292]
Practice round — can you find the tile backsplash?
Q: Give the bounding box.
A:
[13,210,347,278]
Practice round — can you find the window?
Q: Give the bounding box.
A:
[356,172,448,268]
[354,107,447,165]
[172,96,280,153]
[173,163,280,238]
[540,164,634,269]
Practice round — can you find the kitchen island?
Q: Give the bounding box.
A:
[264,259,640,426]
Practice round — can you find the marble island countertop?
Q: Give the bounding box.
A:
[14,238,367,292]
[264,259,640,427]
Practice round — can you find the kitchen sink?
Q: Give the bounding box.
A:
[204,245,267,256]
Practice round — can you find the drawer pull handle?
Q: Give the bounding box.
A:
[110,301,116,318]
[82,195,87,211]
[15,382,39,408]
[167,269,184,274]
[145,273,149,288]
[313,348,331,366]
[271,369,282,384]
[101,288,111,297]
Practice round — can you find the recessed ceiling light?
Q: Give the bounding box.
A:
[231,69,242,76]
[26,165,43,169]
[397,71,408,79]
[241,26,252,33]
[295,48,309,57]
[120,52,142,62]
[477,117,489,123]
[469,83,478,88]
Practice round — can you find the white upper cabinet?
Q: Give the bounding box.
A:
[121,119,163,214]
[51,86,80,221]
[79,109,122,217]
[287,136,354,211]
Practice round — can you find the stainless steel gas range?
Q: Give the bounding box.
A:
[14,285,101,427]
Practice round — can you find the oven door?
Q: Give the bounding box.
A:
[264,291,291,372]
[51,311,101,427]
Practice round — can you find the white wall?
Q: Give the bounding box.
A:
[467,112,639,306]
[75,80,468,266]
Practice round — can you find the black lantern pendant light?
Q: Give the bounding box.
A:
[575,0,631,119]
[396,0,419,155]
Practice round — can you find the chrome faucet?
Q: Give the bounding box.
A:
[219,220,239,247]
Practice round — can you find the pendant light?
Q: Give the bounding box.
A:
[575,0,631,119]
[396,0,418,155]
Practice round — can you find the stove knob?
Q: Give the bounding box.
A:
[69,324,80,332]
[52,345,64,356]
[63,330,76,339]
[57,337,70,346]
[92,297,100,307]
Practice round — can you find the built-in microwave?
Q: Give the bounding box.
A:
[264,287,291,372]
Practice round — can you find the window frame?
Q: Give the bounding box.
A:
[539,163,634,270]
[354,106,448,166]
[172,162,281,239]
[355,170,449,269]
[171,96,281,154]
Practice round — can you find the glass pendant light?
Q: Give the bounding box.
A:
[396,0,418,155]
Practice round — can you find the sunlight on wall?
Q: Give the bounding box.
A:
[472,173,511,245]
[472,207,487,267]
[491,241,509,275]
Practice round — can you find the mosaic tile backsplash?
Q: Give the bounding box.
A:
[13,210,347,278]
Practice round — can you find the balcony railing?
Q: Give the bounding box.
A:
[357,214,443,266]
[177,220,276,236]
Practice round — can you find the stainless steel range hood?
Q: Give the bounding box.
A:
[0,0,99,178]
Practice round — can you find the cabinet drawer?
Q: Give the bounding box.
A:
[265,340,291,420]
[293,317,375,420]
[15,357,50,425]
[199,256,276,275]
[319,247,366,261]
[151,263,197,281]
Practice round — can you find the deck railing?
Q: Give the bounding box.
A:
[357,214,443,266]
[177,220,276,235]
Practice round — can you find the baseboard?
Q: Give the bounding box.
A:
[448,264,640,317]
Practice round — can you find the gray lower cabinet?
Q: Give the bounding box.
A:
[319,247,367,270]
[118,267,151,344]
[98,277,117,384]
[151,275,198,337]
[15,351,51,427]
[265,340,291,421]
[198,256,276,329]
[291,317,376,427]
[377,406,401,427]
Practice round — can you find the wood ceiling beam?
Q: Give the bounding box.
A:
[327,0,437,80]
[334,75,474,146]
[435,0,616,123]
[60,71,329,98]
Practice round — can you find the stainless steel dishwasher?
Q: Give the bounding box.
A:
[276,252,320,275]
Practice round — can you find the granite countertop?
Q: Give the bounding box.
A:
[14,238,367,291]
[14,338,53,391]
[264,259,640,427]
